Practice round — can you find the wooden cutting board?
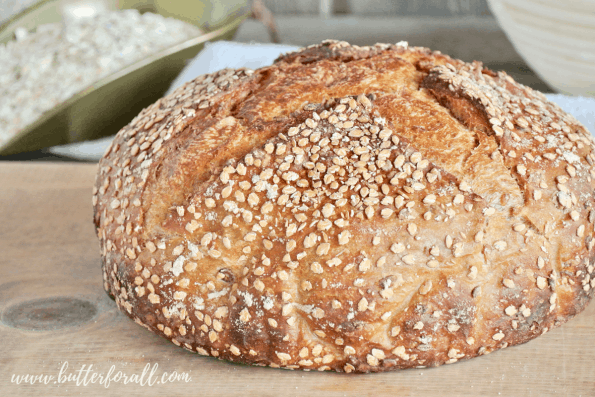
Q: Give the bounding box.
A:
[1,162,594,396]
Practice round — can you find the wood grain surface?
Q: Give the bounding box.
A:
[1,162,594,396]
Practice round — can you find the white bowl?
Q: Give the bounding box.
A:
[487,0,595,96]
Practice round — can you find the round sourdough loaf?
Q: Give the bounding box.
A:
[93,40,595,372]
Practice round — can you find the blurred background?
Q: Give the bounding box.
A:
[2,0,587,161]
[1,0,550,91]
[240,0,552,93]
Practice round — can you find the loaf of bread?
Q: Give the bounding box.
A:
[93,40,595,372]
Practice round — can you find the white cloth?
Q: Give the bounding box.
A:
[48,41,595,161]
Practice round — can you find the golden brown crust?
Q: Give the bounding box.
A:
[93,40,595,372]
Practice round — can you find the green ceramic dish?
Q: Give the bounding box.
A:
[0,0,249,155]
